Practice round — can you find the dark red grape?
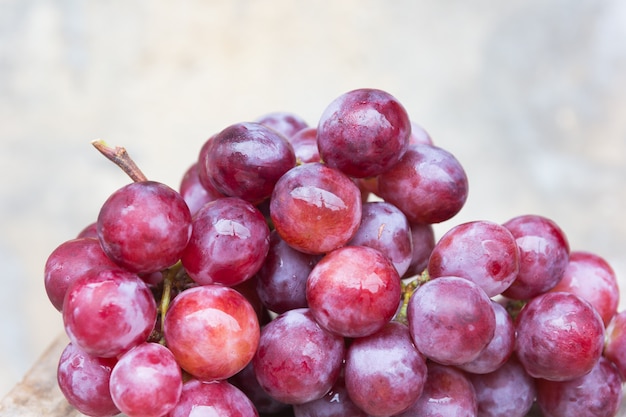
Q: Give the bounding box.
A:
[168,378,260,417]
[44,237,119,311]
[57,342,119,417]
[62,268,157,358]
[252,308,345,405]
[289,127,321,163]
[377,144,469,224]
[536,356,622,417]
[97,180,192,274]
[180,197,270,287]
[502,214,570,300]
[179,162,224,215]
[201,122,296,204]
[316,88,411,178]
[407,276,496,366]
[306,245,402,338]
[229,361,291,415]
[163,285,260,381]
[428,220,520,297]
[344,321,427,417]
[402,221,435,278]
[109,342,182,417]
[515,291,605,381]
[270,162,362,254]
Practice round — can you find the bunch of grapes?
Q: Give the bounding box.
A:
[44,88,626,417]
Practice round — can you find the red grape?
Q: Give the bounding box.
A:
[306,245,402,338]
[163,285,260,381]
[270,162,362,254]
[402,221,435,278]
[292,375,367,417]
[167,379,259,417]
[289,127,321,163]
[229,361,291,415]
[255,110,309,139]
[179,162,223,215]
[604,310,626,380]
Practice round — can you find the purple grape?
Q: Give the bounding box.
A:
[396,362,478,417]
[179,162,223,215]
[252,308,345,405]
[180,197,270,287]
[402,221,435,278]
[255,230,320,314]
[347,201,413,277]
[377,144,469,224]
[407,276,496,366]
[316,88,411,178]
[467,355,536,417]
[201,122,296,204]
[515,291,605,381]
[229,361,291,415]
[167,379,259,417]
[62,268,157,358]
[97,180,192,274]
[502,214,570,300]
[292,375,367,417]
[428,220,520,297]
[57,343,119,417]
[344,321,427,417]
[255,110,309,139]
[457,301,516,374]
[408,120,434,145]
[306,245,402,338]
[289,127,321,163]
[270,162,362,254]
[44,237,119,311]
[109,342,182,417]
[536,356,623,417]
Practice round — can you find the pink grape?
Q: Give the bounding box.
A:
[515,291,605,381]
[163,284,260,381]
[201,121,296,204]
[377,143,469,224]
[289,127,321,163]
[77,222,98,239]
[44,237,119,311]
[97,180,192,274]
[179,162,223,215]
[56,342,119,417]
[402,221,435,278]
[536,356,623,417]
[407,276,496,366]
[62,268,157,358]
[180,197,270,287]
[167,379,259,417]
[316,88,411,178]
[604,310,626,380]
[408,120,434,145]
[548,250,619,326]
[428,220,520,297]
[109,342,182,417]
[306,245,402,338]
[293,375,368,417]
[270,162,362,254]
[502,214,570,300]
[344,321,427,417]
[255,110,309,139]
[252,308,345,404]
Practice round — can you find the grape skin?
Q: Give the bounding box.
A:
[604,310,626,381]
[292,375,367,417]
[167,379,259,417]
[255,110,309,139]
[179,162,224,215]
[402,221,435,278]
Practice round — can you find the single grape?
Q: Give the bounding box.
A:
[179,162,223,215]
[44,237,119,311]
[77,222,98,239]
[347,201,413,277]
[548,250,619,326]
[109,342,182,417]
[63,268,157,358]
[316,88,411,178]
[428,220,520,297]
[536,356,623,417]
[229,361,291,415]
[604,310,626,380]
[344,321,427,417]
[292,375,368,417]
[407,276,496,366]
[201,121,296,204]
[180,197,270,287]
[252,308,345,405]
[269,162,362,254]
[377,144,469,224]
[57,342,119,417]
[515,291,605,381]
[255,110,309,139]
[167,379,259,417]
[395,362,478,417]
[97,180,192,274]
[408,120,434,145]
[163,285,260,381]
[255,230,321,314]
[466,355,536,417]
[402,221,435,278]
[306,245,402,338]
[502,214,570,300]
[289,127,321,163]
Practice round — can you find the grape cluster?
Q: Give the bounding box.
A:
[44,88,625,417]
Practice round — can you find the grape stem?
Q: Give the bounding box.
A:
[395,269,430,325]
[91,139,148,182]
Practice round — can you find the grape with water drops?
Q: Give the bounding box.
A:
[44,87,625,416]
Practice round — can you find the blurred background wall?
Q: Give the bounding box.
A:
[1,0,625,397]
